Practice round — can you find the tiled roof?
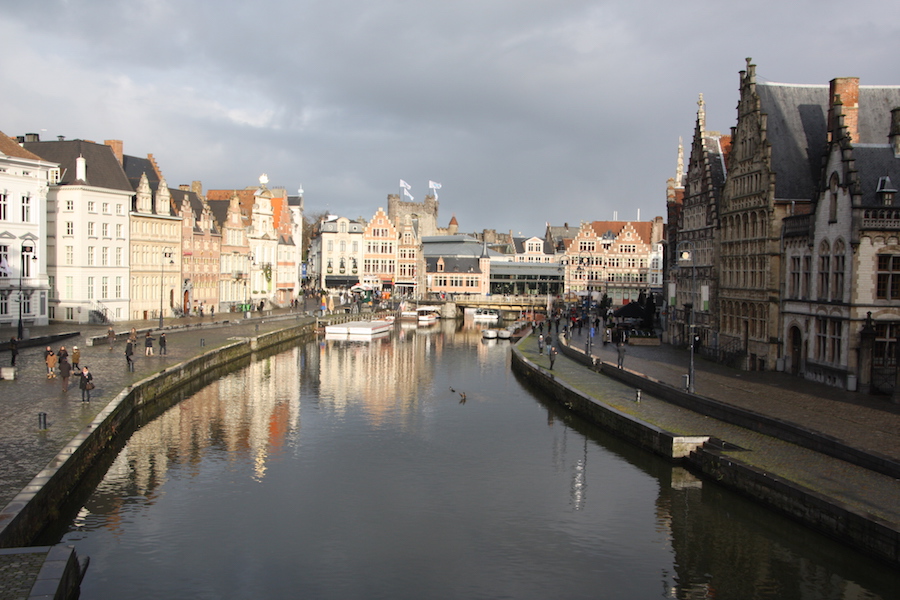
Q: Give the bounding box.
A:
[22,139,132,191]
[0,133,43,161]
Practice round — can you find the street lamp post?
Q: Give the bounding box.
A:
[159,247,173,329]
[17,241,35,340]
[676,241,697,393]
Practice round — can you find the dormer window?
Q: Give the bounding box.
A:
[877,176,896,206]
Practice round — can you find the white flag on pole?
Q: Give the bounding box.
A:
[428,181,441,190]
[403,189,414,201]
[399,180,411,190]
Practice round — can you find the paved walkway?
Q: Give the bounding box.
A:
[522,327,900,527]
[0,308,315,512]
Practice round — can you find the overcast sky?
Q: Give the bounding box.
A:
[2,1,898,237]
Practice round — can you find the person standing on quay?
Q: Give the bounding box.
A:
[59,357,72,393]
[144,332,155,356]
[71,346,80,371]
[549,346,558,370]
[616,340,626,369]
[9,337,17,366]
[125,340,134,372]
[57,345,68,363]
[79,366,93,402]
[159,333,167,356]
[45,346,57,379]
[107,326,116,350]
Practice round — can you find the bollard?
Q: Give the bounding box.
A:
[38,412,47,430]
[635,389,642,403]
[200,338,205,347]
[682,374,690,390]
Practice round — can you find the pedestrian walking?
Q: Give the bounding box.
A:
[9,337,17,366]
[79,366,94,402]
[44,346,57,378]
[144,332,155,356]
[128,328,138,345]
[71,346,80,371]
[107,326,116,349]
[59,357,72,392]
[616,340,626,368]
[159,333,167,356]
[125,341,135,371]
[546,335,553,355]
[57,345,68,363]
[537,334,544,355]
[549,346,558,370]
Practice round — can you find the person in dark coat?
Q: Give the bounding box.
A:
[59,358,72,393]
[549,346,558,370]
[125,341,134,371]
[79,366,94,402]
[144,332,155,356]
[159,333,167,356]
[9,337,17,366]
[57,345,68,363]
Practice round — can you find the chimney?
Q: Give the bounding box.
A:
[104,140,124,165]
[191,180,203,197]
[828,77,860,143]
[75,155,87,182]
[23,133,40,143]
[890,107,900,157]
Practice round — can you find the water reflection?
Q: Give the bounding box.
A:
[59,319,899,600]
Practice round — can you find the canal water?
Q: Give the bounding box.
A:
[55,321,897,599]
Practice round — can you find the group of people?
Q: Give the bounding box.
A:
[36,343,94,401]
[110,327,167,372]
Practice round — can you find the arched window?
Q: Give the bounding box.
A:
[832,240,845,302]
[818,240,831,300]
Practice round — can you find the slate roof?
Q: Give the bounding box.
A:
[757,83,900,201]
[425,256,482,273]
[511,236,555,254]
[22,139,132,191]
[851,145,900,207]
[123,155,161,191]
[422,235,505,258]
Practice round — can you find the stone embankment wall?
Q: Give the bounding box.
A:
[516,338,900,567]
[0,322,315,549]
[510,348,709,461]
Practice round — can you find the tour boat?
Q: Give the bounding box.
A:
[472,308,499,322]
[482,329,499,339]
[416,306,441,325]
[497,328,512,340]
[324,320,394,338]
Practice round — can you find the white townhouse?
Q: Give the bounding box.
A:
[0,132,58,333]
[24,137,132,324]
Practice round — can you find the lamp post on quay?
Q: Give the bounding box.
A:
[676,240,697,393]
[159,246,174,329]
[17,241,36,340]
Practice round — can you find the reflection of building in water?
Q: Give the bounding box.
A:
[318,329,439,426]
[85,348,305,523]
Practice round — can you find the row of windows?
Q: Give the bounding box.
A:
[0,193,32,222]
[62,221,125,238]
[433,275,480,288]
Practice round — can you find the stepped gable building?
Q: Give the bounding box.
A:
[173,182,220,314]
[667,95,731,350]
[23,136,132,324]
[0,132,57,330]
[207,189,252,309]
[563,219,665,306]
[271,187,300,305]
[361,207,398,292]
[717,59,829,371]
[781,78,900,392]
[115,141,183,322]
